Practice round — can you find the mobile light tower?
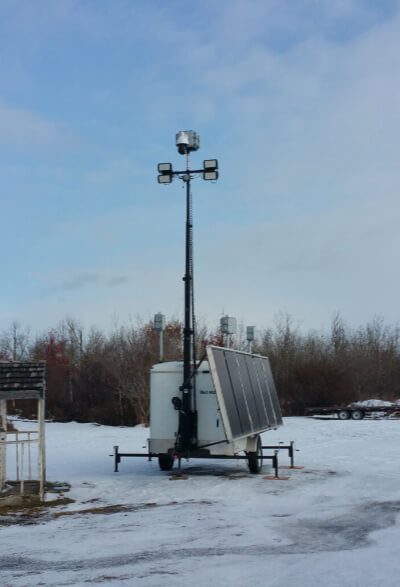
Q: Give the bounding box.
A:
[112,134,285,475]
[157,131,218,453]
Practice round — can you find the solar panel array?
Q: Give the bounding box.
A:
[206,346,282,440]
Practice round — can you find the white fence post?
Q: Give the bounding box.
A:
[0,400,6,491]
[20,442,25,496]
[38,397,46,500]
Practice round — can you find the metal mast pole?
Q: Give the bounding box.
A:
[183,158,192,387]
[179,154,194,451]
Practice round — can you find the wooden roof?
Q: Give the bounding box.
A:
[0,361,46,400]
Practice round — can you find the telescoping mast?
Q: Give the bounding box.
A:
[157,131,219,455]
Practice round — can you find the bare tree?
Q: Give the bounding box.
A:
[0,321,31,360]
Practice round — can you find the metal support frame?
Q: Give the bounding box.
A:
[262,442,297,468]
[159,330,164,363]
[112,441,298,478]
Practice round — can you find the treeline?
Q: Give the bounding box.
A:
[256,314,400,415]
[1,314,400,424]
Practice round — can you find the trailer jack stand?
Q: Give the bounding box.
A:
[262,441,302,470]
[280,443,303,470]
[113,445,120,473]
[263,452,289,480]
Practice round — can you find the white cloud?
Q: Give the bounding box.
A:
[0,101,77,152]
[35,269,131,295]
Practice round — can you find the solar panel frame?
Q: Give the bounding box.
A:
[206,346,283,441]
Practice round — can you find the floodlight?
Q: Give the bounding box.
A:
[158,174,172,184]
[154,312,166,332]
[158,162,173,173]
[246,326,255,342]
[203,170,218,181]
[220,315,237,335]
[203,159,218,170]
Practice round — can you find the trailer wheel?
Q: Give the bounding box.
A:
[158,453,174,471]
[247,436,263,474]
[338,410,351,420]
[351,410,364,420]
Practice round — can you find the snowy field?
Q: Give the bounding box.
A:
[1,416,400,587]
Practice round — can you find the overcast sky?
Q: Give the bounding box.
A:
[1,0,399,334]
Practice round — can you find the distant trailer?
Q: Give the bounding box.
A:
[305,404,400,420]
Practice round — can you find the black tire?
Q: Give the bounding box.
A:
[351,410,364,420]
[158,453,174,471]
[338,410,351,420]
[247,436,263,474]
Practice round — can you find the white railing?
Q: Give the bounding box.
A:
[0,391,46,501]
[2,430,40,496]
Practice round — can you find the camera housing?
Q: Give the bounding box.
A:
[175,130,200,155]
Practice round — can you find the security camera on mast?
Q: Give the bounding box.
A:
[175,131,200,155]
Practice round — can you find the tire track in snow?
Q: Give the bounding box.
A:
[1,500,400,575]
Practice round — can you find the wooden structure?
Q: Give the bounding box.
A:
[0,361,46,500]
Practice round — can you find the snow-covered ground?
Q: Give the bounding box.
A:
[1,417,400,586]
[354,398,400,408]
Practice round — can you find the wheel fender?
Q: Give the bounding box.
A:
[245,435,260,452]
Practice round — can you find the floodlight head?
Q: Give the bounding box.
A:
[154,312,165,332]
[246,326,255,342]
[203,159,219,181]
[157,162,173,184]
[175,130,200,155]
[203,159,218,170]
[158,174,172,184]
[158,162,172,173]
[203,170,218,181]
[220,315,237,336]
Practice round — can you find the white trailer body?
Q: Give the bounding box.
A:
[149,361,250,455]
[149,347,283,458]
